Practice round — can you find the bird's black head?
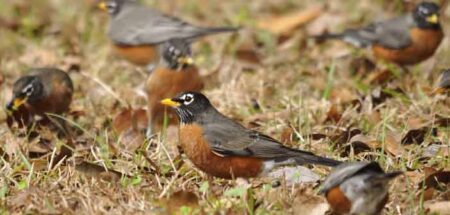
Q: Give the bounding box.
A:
[160,39,194,70]
[413,2,441,29]
[6,76,44,112]
[160,92,211,124]
[98,0,128,15]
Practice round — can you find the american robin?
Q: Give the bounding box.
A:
[6,68,74,127]
[160,92,341,179]
[98,0,238,71]
[145,39,204,135]
[315,2,443,66]
[320,162,402,215]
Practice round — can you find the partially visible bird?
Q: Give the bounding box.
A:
[320,162,402,215]
[98,0,238,71]
[6,68,73,128]
[315,2,443,66]
[145,39,204,136]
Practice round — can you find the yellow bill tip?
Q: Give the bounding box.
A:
[97,1,108,11]
[177,56,194,66]
[161,98,181,107]
[426,14,439,24]
[10,98,26,111]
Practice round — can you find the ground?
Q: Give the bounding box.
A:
[0,0,449,214]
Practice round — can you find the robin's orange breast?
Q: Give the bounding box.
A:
[146,66,204,131]
[179,124,263,179]
[372,28,443,65]
[326,187,352,215]
[112,44,159,66]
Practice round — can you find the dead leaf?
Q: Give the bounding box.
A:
[159,190,200,215]
[75,161,126,182]
[113,108,148,152]
[346,134,380,154]
[423,144,450,158]
[401,127,437,145]
[324,103,341,123]
[292,187,328,215]
[258,5,322,36]
[330,128,362,146]
[236,41,261,64]
[349,57,376,76]
[365,69,394,85]
[384,133,404,156]
[330,88,357,104]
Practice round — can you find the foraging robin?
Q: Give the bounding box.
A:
[161,92,341,179]
[98,0,238,71]
[145,39,204,135]
[6,68,74,127]
[320,162,402,215]
[315,2,443,66]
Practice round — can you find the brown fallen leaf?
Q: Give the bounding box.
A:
[113,107,148,152]
[349,57,376,76]
[258,5,323,36]
[347,134,380,154]
[330,128,362,147]
[75,161,126,182]
[401,127,437,145]
[235,40,261,64]
[418,169,450,201]
[384,133,404,156]
[324,103,341,123]
[292,186,328,215]
[364,69,394,85]
[158,190,200,215]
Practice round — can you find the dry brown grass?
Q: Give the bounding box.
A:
[0,0,450,214]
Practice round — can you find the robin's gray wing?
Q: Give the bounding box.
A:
[320,162,383,194]
[109,5,237,45]
[202,118,341,166]
[318,15,415,49]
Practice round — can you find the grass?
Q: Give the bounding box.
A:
[0,0,450,214]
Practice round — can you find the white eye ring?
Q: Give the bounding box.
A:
[182,94,194,105]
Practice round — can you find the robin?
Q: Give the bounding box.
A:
[98,0,238,71]
[145,39,204,136]
[320,162,402,215]
[315,2,443,66]
[160,92,341,179]
[6,68,74,128]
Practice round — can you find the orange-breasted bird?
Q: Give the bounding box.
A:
[315,2,443,66]
[145,39,204,136]
[320,162,402,215]
[98,0,238,72]
[6,68,73,128]
[161,92,341,179]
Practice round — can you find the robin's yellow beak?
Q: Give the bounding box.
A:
[97,1,108,11]
[177,56,194,66]
[426,14,439,24]
[161,98,181,107]
[7,97,27,112]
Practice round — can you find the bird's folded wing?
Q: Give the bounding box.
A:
[203,123,313,159]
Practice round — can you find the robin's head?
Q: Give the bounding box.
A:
[98,0,128,15]
[160,92,211,123]
[160,39,194,70]
[413,2,440,29]
[6,76,44,112]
